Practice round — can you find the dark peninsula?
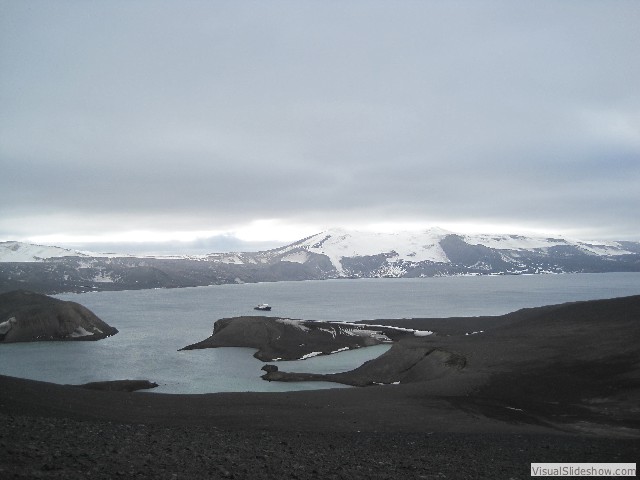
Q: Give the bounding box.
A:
[180,316,417,361]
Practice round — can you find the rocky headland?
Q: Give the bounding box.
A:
[0,290,118,343]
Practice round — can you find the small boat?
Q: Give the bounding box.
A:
[254,303,272,311]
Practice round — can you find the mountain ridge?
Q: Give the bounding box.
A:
[1,228,639,294]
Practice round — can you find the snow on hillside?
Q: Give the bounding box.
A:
[0,241,87,262]
[2,228,634,266]
[280,251,310,264]
[296,228,451,274]
[461,233,632,256]
[570,241,633,256]
[461,234,569,250]
[278,228,637,275]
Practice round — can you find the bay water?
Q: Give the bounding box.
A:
[1,273,639,393]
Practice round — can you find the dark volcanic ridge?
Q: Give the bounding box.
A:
[180,316,425,361]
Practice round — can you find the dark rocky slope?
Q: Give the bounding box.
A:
[261,295,640,436]
[262,342,465,386]
[0,290,117,342]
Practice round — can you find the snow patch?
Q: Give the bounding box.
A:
[330,346,350,354]
[280,251,309,264]
[216,254,245,265]
[356,323,432,337]
[465,330,484,335]
[92,272,114,283]
[315,327,337,338]
[413,330,434,337]
[340,327,391,342]
[276,318,310,332]
[299,351,323,360]
[69,326,95,337]
[0,317,17,335]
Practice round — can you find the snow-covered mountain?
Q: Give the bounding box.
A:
[0,241,88,262]
[1,228,639,293]
[249,228,639,279]
[278,228,451,275]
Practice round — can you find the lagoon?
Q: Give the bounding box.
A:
[1,273,639,393]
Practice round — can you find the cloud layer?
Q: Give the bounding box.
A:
[1,1,639,249]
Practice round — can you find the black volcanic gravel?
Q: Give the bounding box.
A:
[1,412,638,480]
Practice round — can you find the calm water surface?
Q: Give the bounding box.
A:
[1,273,639,393]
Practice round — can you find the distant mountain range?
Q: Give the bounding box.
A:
[1,228,639,294]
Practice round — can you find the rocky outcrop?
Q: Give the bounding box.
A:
[180,316,417,361]
[76,380,159,392]
[0,290,118,342]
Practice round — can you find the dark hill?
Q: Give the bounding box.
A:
[0,290,118,342]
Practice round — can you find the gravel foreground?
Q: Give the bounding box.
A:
[2,412,638,480]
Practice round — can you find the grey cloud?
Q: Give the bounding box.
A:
[59,235,281,256]
[1,1,639,242]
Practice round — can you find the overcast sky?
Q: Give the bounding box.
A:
[1,1,639,253]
